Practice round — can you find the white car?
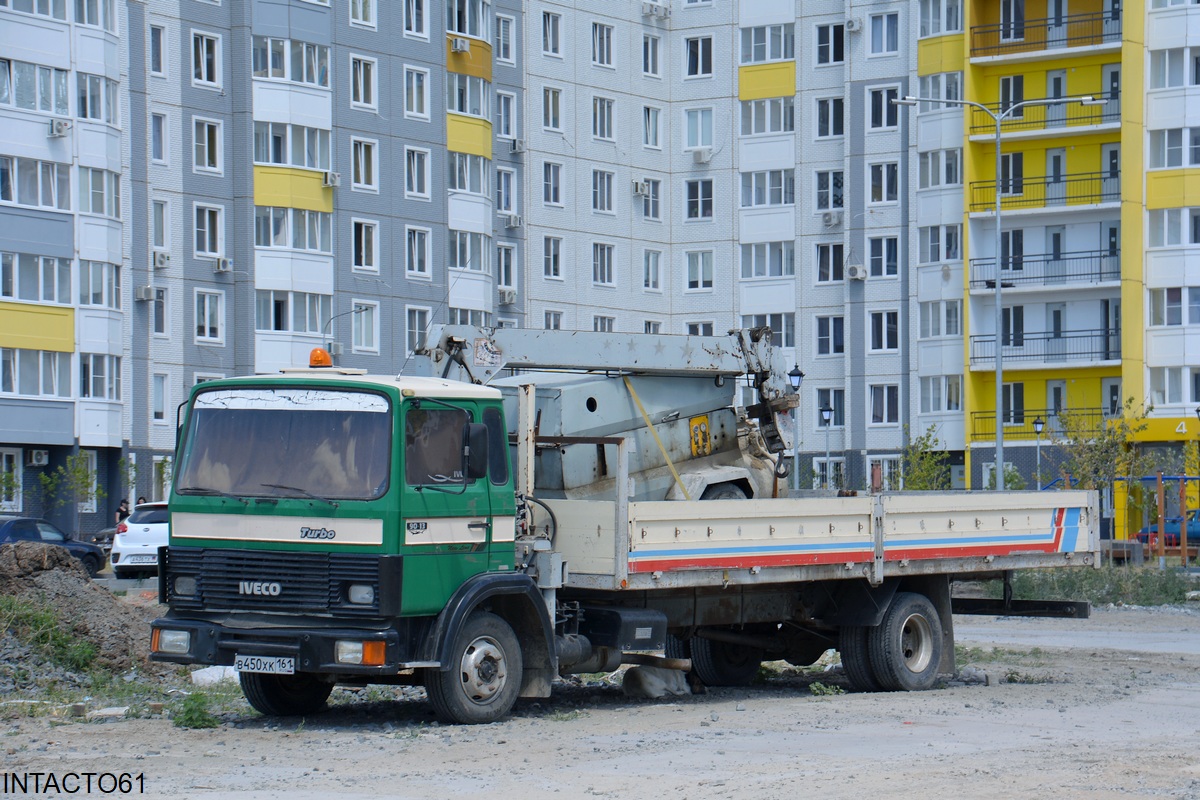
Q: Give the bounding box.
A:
[111,502,169,579]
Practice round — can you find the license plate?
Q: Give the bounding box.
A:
[127,554,157,564]
[234,654,295,674]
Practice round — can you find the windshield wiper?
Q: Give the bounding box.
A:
[260,483,340,509]
[176,486,249,505]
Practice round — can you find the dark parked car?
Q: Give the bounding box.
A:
[0,516,106,577]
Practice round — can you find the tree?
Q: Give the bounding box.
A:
[39,452,105,534]
[900,426,951,491]
[985,463,1025,491]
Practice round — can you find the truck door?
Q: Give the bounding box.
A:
[399,400,494,615]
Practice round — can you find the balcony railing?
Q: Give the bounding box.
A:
[969,171,1120,212]
[970,407,1106,441]
[971,10,1122,58]
[969,249,1120,289]
[969,329,1121,366]
[968,95,1120,136]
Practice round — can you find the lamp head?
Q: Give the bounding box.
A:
[1078,95,1108,106]
[1033,416,1044,435]
[892,96,919,107]
[820,405,833,424]
[788,366,805,390]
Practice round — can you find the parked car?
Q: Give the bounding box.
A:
[0,516,106,577]
[110,501,169,579]
[86,527,116,556]
[1135,509,1200,547]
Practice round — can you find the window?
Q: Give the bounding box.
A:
[1002,382,1025,424]
[592,23,613,67]
[1149,128,1193,168]
[350,0,374,27]
[686,179,713,220]
[192,32,221,87]
[592,243,614,286]
[919,300,961,337]
[496,245,514,288]
[686,250,713,290]
[918,149,962,189]
[4,0,66,19]
[740,241,795,278]
[816,97,844,138]
[252,123,331,170]
[870,384,900,424]
[868,86,899,129]
[1001,305,1025,347]
[688,322,714,336]
[0,156,70,211]
[816,316,844,355]
[405,0,426,37]
[151,289,166,336]
[741,170,795,207]
[496,168,515,212]
[352,301,378,352]
[643,35,660,76]
[194,204,222,256]
[1150,48,1185,89]
[740,97,794,136]
[495,15,514,63]
[920,0,962,37]
[816,243,844,282]
[448,151,488,195]
[406,307,430,355]
[1149,208,1200,246]
[193,118,221,173]
[816,387,845,426]
[740,24,794,64]
[253,207,332,253]
[152,200,168,250]
[544,237,561,278]
[1149,368,1185,406]
[350,219,374,272]
[643,250,661,290]
[869,162,899,204]
[1001,229,1024,271]
[79,168,120,218]
[254,290,332,334]
[352,56,377,109]
[593,97,614,140]
[869,236,899,277]
[593,316,615,333]
[686,108,713,148]
[642,178,661,220]
[685,37,712,77]
[3,61,69,115]
[543,162,562,205]
[816,24,844,65]
[999,75,1024,117]
[446,0,489,38]
[544,310,563,330]
[1000,152,1024,195]
[741,313,795,348]
[870,310,899,351]
[644,321,662,334]
[151,113,166,163]
[76,73,118,124]
[2,253,71,304]
[1148,287,1187,326]
[0,348,70,398]
[405,226,429,277]
[543,87,561,130]
[248,38,329,88]
[447,73,490,118]
[80,356,121,401]
[815,170,844,210]
[496,92,515,137]
[448,230,490,272]
[919,225,961,263]
[917,72,962,113]
[194,290,223,343]
[920,375,963,413]
[870,13,899,55]
[643,106,661,148]
[0,449,21,511]
[76,0,114,30]
[542,12,561,56]
[405,147,429,197]
[352,138,378,191]
[403,66,428,119]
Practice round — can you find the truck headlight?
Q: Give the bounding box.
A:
[347,584,374,605]
[153,629,191,655]
[335,640,385,666]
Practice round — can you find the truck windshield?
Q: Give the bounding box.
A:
[176,388,392,500]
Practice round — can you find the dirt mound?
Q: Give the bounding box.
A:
[0,542,162,675]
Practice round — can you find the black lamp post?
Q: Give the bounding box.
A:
[788,367,804,491]
[1033,416,1044,490]
[821,405,833,489]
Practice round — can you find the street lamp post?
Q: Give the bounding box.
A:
[821,405,833,490]
[1033,416,1044,490]
[894,93,1105,489]
[788,366,805,492]
[320,305,369,362]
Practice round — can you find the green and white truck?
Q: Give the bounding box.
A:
[151,326,1098,724]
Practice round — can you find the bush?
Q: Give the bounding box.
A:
[0,595,96,671]
[173,692,220,729]
[986,565,1193,606]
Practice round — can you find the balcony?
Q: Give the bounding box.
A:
[969,249,1120,290]
[968,95,1120,137]
[969,171,1119,213]
[969,329,1121,367]
[971,10,1121,59]
[969,407,1106,442]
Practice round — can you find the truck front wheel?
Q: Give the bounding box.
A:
[426,611,523,724]
[867,592,943,692]
[240,672,333,717]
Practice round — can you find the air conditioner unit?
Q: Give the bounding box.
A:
[845,17,862,32]
[503,214,522,228]
[47,119,71,138]
[643,2,668,17]
[322,171,341,188]
[26,450,50,467]
[152,251,170,269]
[632,180,649,196]
[692,147,712,164]
[846,263,868,281]
[451,37,471,53]
[510,139,526,154]
[135,285,156,302]
[327,342,344,357]
[498,288,517,305]
[822,210,843,228]
[213,257,232,273]
[656,6,670,18]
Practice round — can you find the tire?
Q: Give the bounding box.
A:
[700,484,747,501]
[664,633,692,660]
[240,672,333,717]
[838,625,882,692]
[867,592,943,692]
[690,634,762,687]
[79,554,101,578]
[425,611,522,725]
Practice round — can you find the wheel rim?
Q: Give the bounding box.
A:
[458,635,507,705]
[899,613,935,674]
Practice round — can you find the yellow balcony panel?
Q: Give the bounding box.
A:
[0,302,73,352]
[1138,417,1200,443]
[446,35,493,81]
[254,167,334,213]
[1146,169,1200,210]
[917,34,965,75]
[738,62,795,102]
[447,115,493,160]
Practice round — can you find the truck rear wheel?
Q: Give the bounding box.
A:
[240,672,333,717]
[690,635,762,687]
[838,626,882,692]
[425,611,523,725]
[868,592,942,692]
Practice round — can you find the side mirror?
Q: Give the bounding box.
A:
[463,423,489,481]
